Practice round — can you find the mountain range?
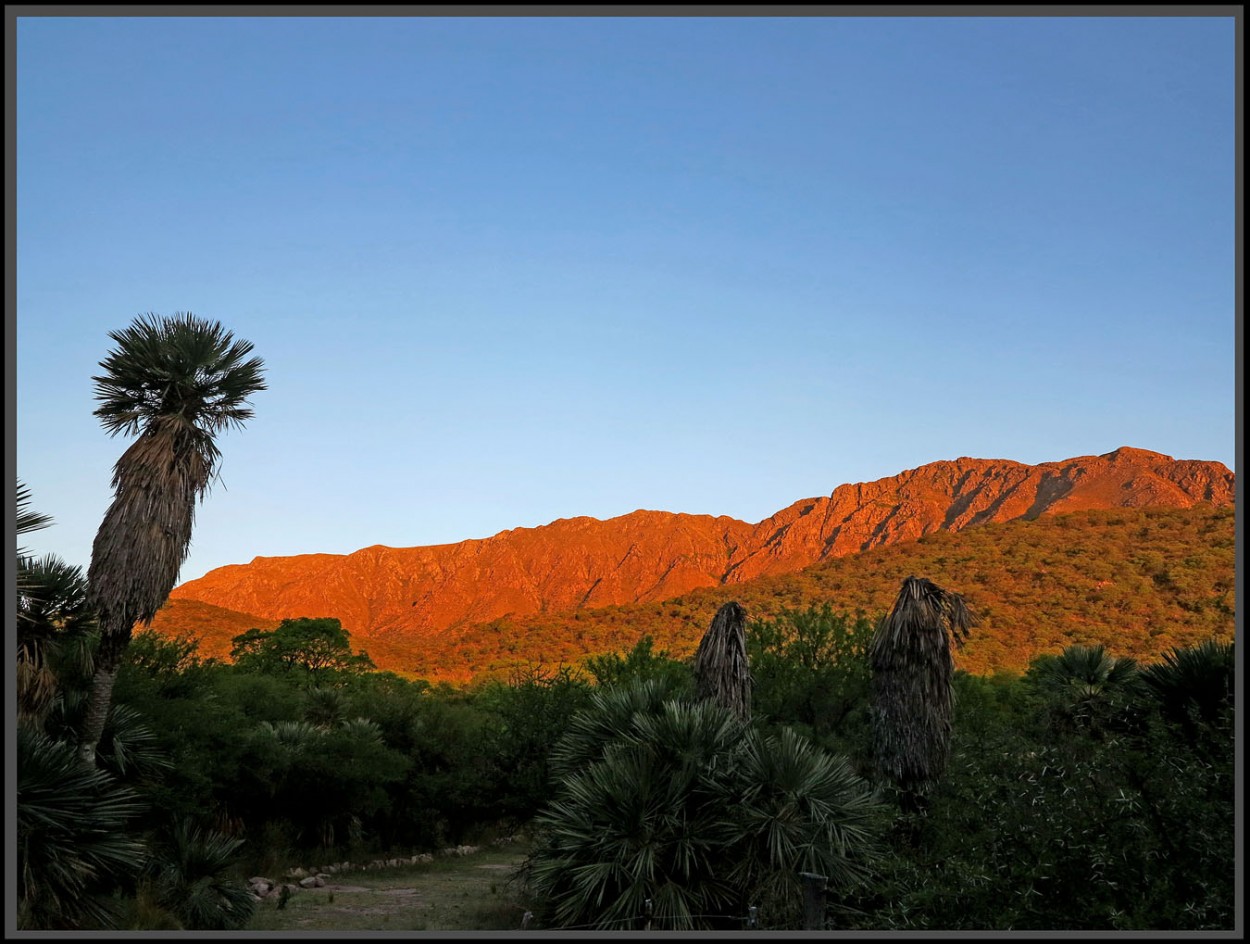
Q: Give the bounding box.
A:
[157,446,1234,677]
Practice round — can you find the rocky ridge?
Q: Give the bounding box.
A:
[168,447,1234,646]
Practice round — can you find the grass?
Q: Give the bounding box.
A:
[246,843,533,932]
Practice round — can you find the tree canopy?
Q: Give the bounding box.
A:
[230,618,375,679]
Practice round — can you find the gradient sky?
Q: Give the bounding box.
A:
[15,13,1237,585]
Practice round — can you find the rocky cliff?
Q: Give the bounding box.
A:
[168,447,1234,643]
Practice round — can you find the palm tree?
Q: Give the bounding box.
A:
[17,726,149,929]
[78,312,265,764]
[720,726,882,928]
[869,576,976,815]
[17,553,97,727]
[525,679,881,930]
[141,818,257,930]
[16,481,96,728]
[692,601,752,722]
[1028,643,1141,737]
[1140,639,1234,735]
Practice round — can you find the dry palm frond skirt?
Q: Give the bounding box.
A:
[693,601,752,723]
[870,576,976,791]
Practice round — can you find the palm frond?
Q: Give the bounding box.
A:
[17,478,54,538]
[148,819,256,930]
[17,728,148,929]
[1142,639,1234,728]
[91,312,266,439]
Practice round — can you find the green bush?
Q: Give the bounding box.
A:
[523,679,882,930]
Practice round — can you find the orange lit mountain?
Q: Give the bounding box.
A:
[165,448,1232,657]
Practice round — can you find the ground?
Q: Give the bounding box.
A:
[246,844,532,932]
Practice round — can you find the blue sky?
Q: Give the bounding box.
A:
[15,13,1237,584]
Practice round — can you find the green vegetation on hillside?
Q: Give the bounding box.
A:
[406,504,1235,683]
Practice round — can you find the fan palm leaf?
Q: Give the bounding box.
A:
[720,727,881,925]
[1141,639,1234,730]
[1028,644,1142,735]
[17,727,148,929]
[17,553,97,727]
[147,819,256,931]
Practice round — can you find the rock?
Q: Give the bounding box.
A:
[298,876,319,889]
[161,450,1234,673]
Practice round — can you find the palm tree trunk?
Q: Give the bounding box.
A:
[76,634,126,766]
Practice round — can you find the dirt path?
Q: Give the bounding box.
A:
[247,846,532,932]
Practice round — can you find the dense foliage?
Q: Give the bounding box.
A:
[522,679,882,930]
[15,485,1236,931]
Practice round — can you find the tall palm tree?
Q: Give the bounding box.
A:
[869,576,976,814]
[78,312,265,764]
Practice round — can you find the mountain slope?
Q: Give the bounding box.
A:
[168,447,1233,647]
[150,504,1235,685]
[409,504,1237,683]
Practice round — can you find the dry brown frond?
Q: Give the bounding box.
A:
[87,419,211,641]
[870,576,977,791]
[17,641,59,726]
[693,601,752,722]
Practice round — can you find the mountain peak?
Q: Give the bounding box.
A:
[1100,446,1174,461]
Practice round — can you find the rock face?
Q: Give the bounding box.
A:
[169,447,1233,644]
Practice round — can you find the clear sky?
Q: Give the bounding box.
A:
[14,13,1237,585]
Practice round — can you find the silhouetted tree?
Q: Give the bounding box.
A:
[79,313,265,764]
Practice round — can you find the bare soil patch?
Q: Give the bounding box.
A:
[246,844,531,932]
